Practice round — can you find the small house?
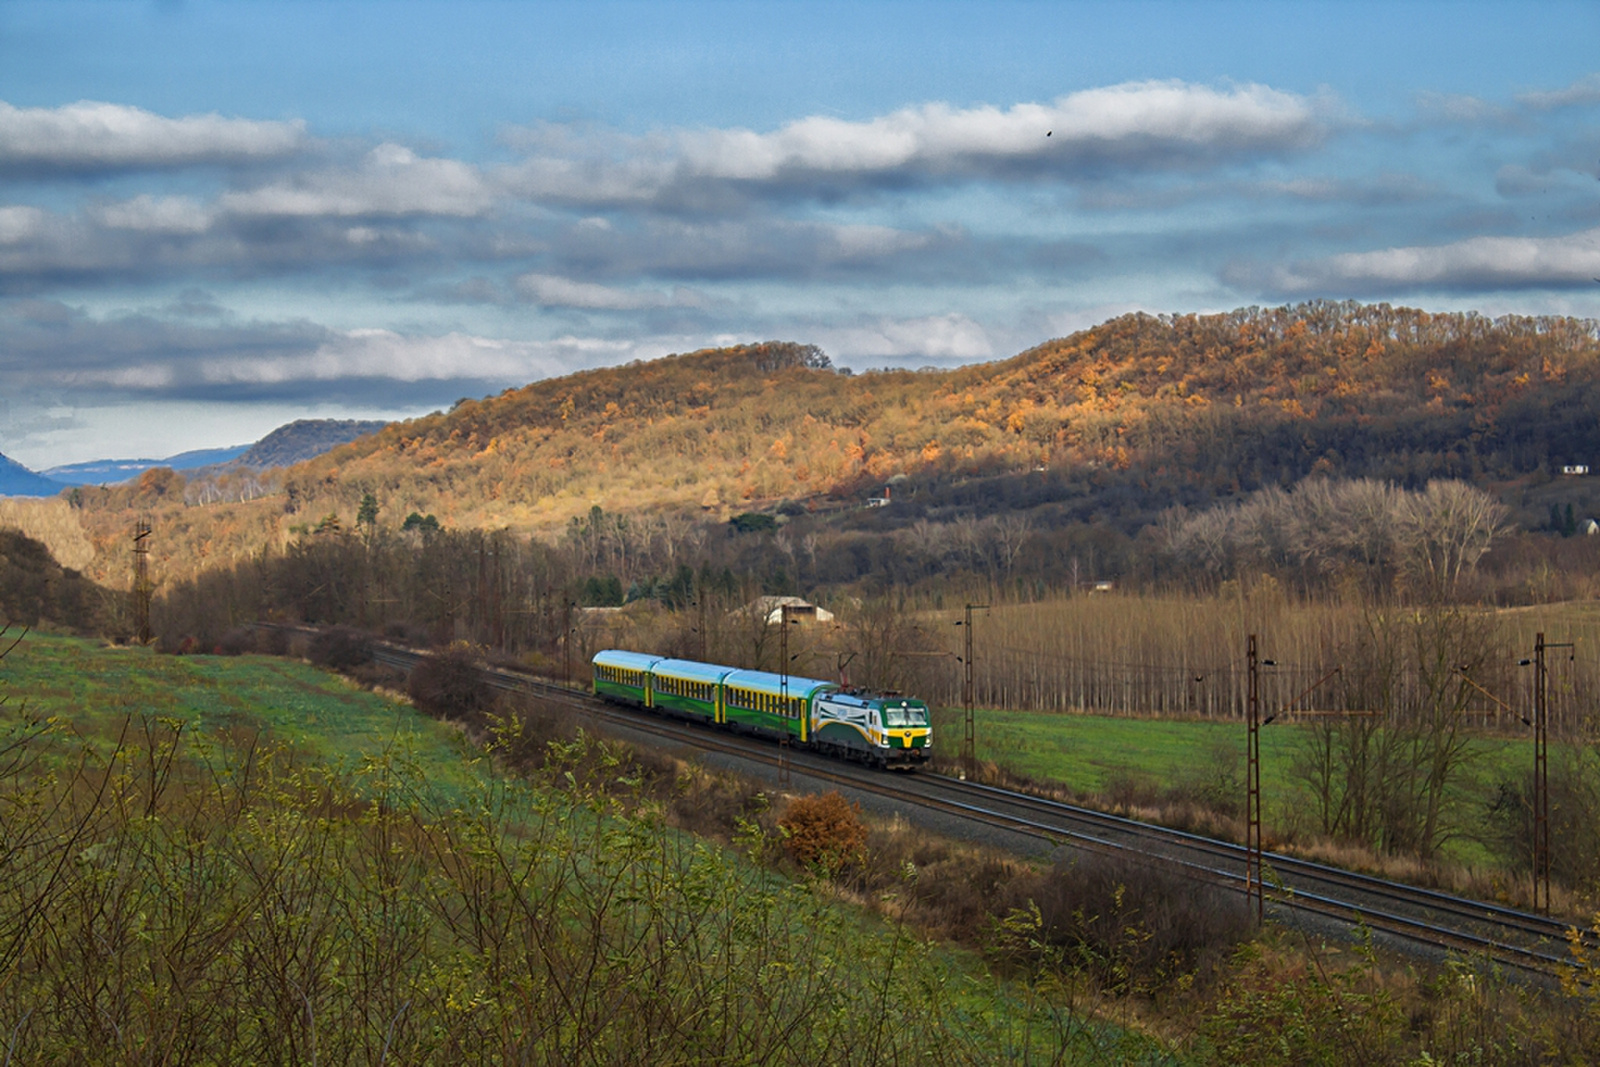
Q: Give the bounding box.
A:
[742,595,836,626]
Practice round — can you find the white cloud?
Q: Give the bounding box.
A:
[90,195,213,233]
[689,81,1322,178]
[0,205,47,244]
[815,314,995,363]
[826,224,936,260]
[515,273,676,310]
[1243,227,1600,294]
[1414,91,1509,125]
[1516,73,1600,111]
[505,80,1328,206]
[190,328,687,387]
[196,329,558,384]
[0,100,305,170]
[219,144,493,218]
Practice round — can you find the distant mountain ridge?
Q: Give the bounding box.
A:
[45,445,252,485]
[31,419,390,491]
[0,453,64,498]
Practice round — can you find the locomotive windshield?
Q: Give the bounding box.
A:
[882,705,928,727]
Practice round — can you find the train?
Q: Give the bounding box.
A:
[591,649,932,769]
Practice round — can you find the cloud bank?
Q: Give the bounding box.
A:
[1240,227,1600,295]
[0,100,306,173]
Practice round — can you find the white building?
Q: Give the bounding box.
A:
[743,595,836,625]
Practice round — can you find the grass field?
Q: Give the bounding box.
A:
[940,704,1551,867]
[0,631,482,799]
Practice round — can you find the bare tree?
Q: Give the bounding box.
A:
[1397,480,1509,596]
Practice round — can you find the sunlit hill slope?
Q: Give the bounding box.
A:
[13,301,1600,588]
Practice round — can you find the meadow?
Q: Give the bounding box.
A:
[0,632,480,795]
[942,705,1546,865]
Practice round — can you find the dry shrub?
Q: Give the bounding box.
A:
[307,626,373,671]
[253,626,290,656]
[780,791,868,874]
[997,853,1250,995]
[407,645,494,725]
[670,770,770,841]
[853,817,1025,938]
[214,627,255,656]
[346,659,408,691]
[382,620,432,648]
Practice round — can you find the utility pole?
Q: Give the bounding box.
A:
[1243,640,1345,927]
[957,604,988,780]
[1246,633,1262,925]
[132,519,153,646]
[1532,633,1567,915]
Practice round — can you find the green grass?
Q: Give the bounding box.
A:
[0,632,483,801]
[943,705,1550,865]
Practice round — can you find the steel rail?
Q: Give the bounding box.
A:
[940,777,1584,949]
[336,634,1583,977]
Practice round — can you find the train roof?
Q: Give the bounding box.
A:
[721,668,837,699]
[820,690,929,708]
[649,658,737,684]
[592,649,664,673]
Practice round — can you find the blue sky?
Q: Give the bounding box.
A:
[2,0,1598,467]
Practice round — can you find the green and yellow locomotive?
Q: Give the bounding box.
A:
[592,649,931,769]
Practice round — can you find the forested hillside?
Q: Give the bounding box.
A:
[279,303,1600,527]
[15,302,1600,588]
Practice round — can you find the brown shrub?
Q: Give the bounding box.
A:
[779,791,868,874]
[346,659,408,691]
[669,772,769,842]
[996,853,1250,994]
[214,627,261,656]
[407,645,494,725]
[307,626,374,671]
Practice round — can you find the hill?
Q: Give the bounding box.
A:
[37,418,387,489]
[278,304,1600,529]
[0,453,64,499]
[43,444,251,486]
[0,527,113,632]
[26,302,1600,587]
[229,418,389,470]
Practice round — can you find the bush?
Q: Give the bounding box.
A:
[215,627,255,656]
[383,620,432,648]
[407,645,494,725]
[729,512,778,534]
[779,791,868,874]
[307,626,373,671]
[996,853,1250,994]
[346,660,408,691]
[254,626,290,656]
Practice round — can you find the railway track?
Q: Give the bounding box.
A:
[357,637,1585,979]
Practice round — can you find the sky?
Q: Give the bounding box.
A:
[2,0,1599,469]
